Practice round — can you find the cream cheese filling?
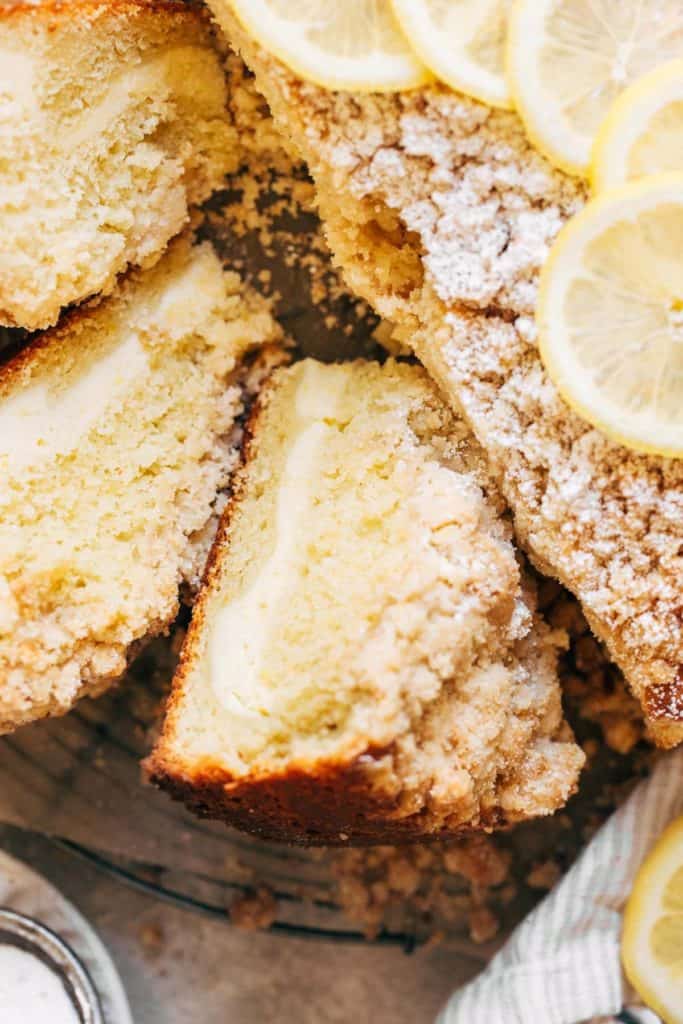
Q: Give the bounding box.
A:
[60,46,223,152]
[0,334,148,473]
[0,51,36,115]
[209,362,347,721]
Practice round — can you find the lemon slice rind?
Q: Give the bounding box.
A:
[227,0,430,93]
[592,59,683,194]
[391,0,512,109]
[623,814,683,1024]
[538,174,683,458]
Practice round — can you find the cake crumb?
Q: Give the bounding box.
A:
[138,921,164,956]
[229,886,278,931]
[467,905,500,945]
[443,836,511,888]
[332,836,512,942]
[526,860,562,891]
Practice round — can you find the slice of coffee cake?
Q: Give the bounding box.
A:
[0,0,238,330]
[213,12,683,747]
[0,238,283,733]
[148,359,583,845]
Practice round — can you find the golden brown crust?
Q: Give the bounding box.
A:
[0,0,207,24]
[142,381,275,755]
[145,751,508,847]
[0,302,101,397]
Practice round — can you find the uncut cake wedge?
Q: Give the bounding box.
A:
[0,238,283,733]
[148,359,583,845]
[0,0,238,330]
[216,12,683,747]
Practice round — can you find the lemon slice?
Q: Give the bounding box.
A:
[391,0,513,108]
[508,0,683,176]
[592,59,683,194]
[537,174,683,457]
[623,814,683,1023]
[226,0,429,93]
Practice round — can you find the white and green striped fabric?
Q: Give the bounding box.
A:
[437,750,683,1024]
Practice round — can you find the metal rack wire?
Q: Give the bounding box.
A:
[51,839,422,951]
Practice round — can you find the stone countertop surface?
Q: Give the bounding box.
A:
[0,827,479,1024]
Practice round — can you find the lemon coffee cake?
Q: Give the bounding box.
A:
[148,359,583,845]
[0,0,238,330]
[0,238,283,733]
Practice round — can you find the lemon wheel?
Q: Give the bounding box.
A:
[592,59,683,193]
[508,0,683,176]
[537,174,683,457]
[391,0,512,108]
[623,814,683,1023]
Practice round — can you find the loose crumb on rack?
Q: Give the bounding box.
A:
[332,836,510,944]
[138,921,165,957]
[229,886,278,931]
[526,860,562,892]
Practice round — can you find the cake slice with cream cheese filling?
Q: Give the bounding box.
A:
[148,358,583,845]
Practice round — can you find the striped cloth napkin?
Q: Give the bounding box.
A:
[437,749,683,1024]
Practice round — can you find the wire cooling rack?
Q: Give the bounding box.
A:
[51,840,435,951]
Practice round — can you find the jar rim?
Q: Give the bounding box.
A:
[0,907,104,1024]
